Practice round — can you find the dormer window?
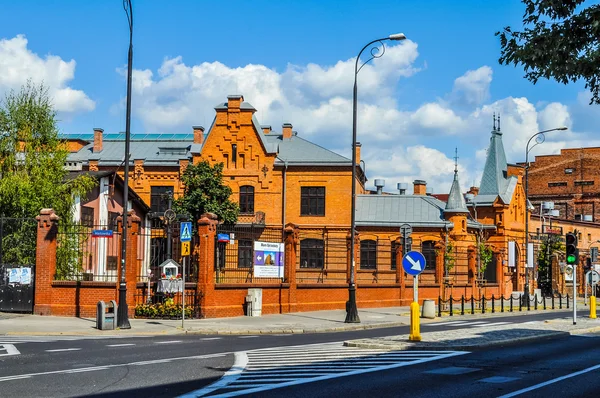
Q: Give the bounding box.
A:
[158,147,188,156]
[565,168,575,174]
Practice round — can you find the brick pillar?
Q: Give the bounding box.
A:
[34,209,59,315]
[434,241,445,286]
[117,210,141,317]
[346,232,359,284]
[495,249,504,296]
[467,245,476,290]
[284,223,299,313]
[394,237,404,304]
[197,213,218,318]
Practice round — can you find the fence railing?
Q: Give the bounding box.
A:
[215,224,283,284]
[134,281,201,319]
[437,293,574,316]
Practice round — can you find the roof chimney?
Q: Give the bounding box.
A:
[374,179,385,195]
[192,126,205,144]
[282,123,293,139]
[355,142,362,164]
[93,128,103,153]
[397,182,408,195]
[262,125,272,134]
[413,180,427,195]
[227,95,243,110]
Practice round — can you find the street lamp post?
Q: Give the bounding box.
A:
[523,126,568,306]
[117,0,134,329]
[346,33,406,324]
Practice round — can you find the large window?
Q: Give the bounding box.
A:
[360,240,377,269]
[484,255,497,283]
[422,241,437,271]
[300,239,325,269]
[239,186,255,214]
[108,211,119,231]
[301,187,325,216]
[238,240,253,268]
[150,186,174,214]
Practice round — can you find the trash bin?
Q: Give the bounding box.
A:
[421,299,436,319]
[96,300,118,330]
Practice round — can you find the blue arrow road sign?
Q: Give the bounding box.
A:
[180,222,192,242]
[402,251,426,276]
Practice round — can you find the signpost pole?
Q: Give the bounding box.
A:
[574,262,577,325]
[182,255,186,329]
[403,249,423,342]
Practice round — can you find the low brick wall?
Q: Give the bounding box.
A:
[45,281,117,317]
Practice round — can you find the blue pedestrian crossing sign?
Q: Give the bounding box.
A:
[180,222,192,242]
[402,251,426,276]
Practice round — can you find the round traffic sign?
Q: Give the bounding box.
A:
[402,251,426,276]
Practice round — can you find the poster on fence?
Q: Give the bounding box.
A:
[253,241,284,278]
[6,267,31,284]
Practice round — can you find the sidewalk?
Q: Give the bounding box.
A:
[0,305,597,341]
[0,307,414,336]
[345,307,600,351]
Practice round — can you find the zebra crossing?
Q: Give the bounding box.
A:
[184,342,467,397]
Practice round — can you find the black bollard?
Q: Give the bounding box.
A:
[461,295,465,316]
[492,294,495,313]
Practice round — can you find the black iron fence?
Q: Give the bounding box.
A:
[296,229,347,284]
[437,293,574,316]
[215,224,283,284]
[54,223,121,281]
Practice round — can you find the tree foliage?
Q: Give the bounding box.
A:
[537,234,564,296]
[0,82,95,271]
[0,82,94,219]
[497,0,600,104]
[173,160,239,224]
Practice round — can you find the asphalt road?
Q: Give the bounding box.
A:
[0,309,592,397]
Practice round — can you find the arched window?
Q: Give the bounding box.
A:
[422,241,437,271]
[360,240,377,269]
[239,186,254,214]
[300,239,324,269]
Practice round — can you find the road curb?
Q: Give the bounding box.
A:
[182,321,408,335]
[343,330,571,351]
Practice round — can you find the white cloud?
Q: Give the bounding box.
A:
[0,35,95,113]
[116,43,597,198]
[451,66,493,106]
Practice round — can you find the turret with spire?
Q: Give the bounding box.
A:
[444,148,469,235]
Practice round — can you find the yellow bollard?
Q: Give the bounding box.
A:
[409,301,422,341]
[591,296,597,319]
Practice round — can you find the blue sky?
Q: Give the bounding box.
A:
[1,0,598,193]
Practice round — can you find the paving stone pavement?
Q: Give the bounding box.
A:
[344,317,600,350]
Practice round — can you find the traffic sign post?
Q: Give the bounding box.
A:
[403,251,426,342]
[180,221,192,329]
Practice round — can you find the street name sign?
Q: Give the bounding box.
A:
[402,251,426,276]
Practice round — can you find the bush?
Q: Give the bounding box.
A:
[134,303,193,318]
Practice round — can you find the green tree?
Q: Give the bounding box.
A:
[537,234,564,296]
[173,160,239,224]
[0,82,95,271]
[497,0,600,104]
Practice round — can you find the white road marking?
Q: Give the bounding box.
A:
[448,321,490,327]
[471,322,512,328]
[45,348,81,352]
[181,342,468,397]
[0,352,226,383]
[238,336,259,339]
[106,343,136,347]
[200,337,222,341]
[0,344,20,356]
[498,362,600,397]
[155,340,182,344]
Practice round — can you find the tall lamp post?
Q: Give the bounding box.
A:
[523,126,568,305]
[117,0,134,329]
[346,33,407,323]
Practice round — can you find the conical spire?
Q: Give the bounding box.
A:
[445,148,468,213]
[479,115,508,196]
